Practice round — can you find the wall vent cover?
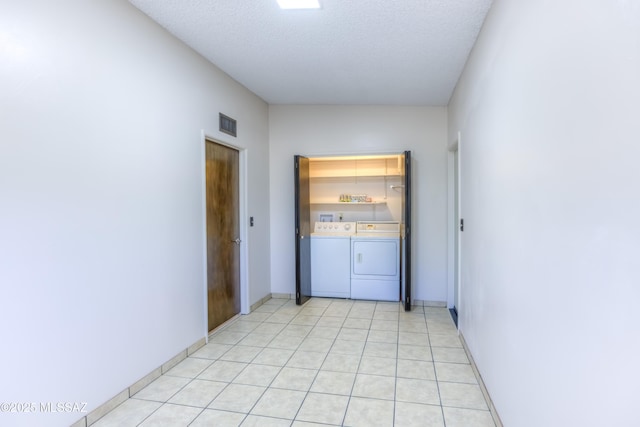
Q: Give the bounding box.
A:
[219,113,237,137]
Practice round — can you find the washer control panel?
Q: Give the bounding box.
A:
[313,221,357,234]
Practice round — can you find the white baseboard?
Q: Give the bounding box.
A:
[74,336,206,427]
[413,299,447,307]
[459,332,504,427]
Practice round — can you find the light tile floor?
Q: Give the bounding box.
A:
[93,298,496,427]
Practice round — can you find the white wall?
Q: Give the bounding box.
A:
[0,1,270,426]
[448,0,640,425]
[269,106,448,303]
[310,174,403,223]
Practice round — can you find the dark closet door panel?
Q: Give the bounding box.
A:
[294,155,311,305]
[403,150,412,311]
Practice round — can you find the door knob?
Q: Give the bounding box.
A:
[231,238,241,245]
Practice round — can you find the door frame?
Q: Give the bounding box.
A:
[201,131,249,339]
[447,132,461,314]
[298,150,410,307]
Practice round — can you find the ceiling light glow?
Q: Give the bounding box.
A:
[277,0,320,10]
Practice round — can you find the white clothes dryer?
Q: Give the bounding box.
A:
[350,221,401,301]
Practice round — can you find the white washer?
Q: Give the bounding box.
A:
[351,221,401,301]
[311,222,356,298]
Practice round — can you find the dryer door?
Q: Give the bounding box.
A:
[352,240,400,278]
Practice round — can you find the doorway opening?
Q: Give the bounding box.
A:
[447,135,461,327]
[294,152,412,310]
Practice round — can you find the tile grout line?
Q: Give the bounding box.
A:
[339,299,372,426]
[238,299,339,424]
[426,310,449,427]
[191,316,263,426]
[191,299,287,425]
[134,372,201,426]
[231,299,298,423]
[391,301,401,427]
[289,302,333,425]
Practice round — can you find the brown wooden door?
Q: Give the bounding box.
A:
[206,141,240,331]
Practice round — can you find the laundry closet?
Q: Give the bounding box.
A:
[294,152,413,310]
[309,155,405,223]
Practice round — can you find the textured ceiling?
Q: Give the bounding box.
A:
[128,0,493,105]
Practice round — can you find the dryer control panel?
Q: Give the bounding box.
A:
[356,221,400,234]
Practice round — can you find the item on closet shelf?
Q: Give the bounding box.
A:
[338,194,373,203]
[339,194,370,203]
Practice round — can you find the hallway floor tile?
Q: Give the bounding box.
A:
[92,298,496,427]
